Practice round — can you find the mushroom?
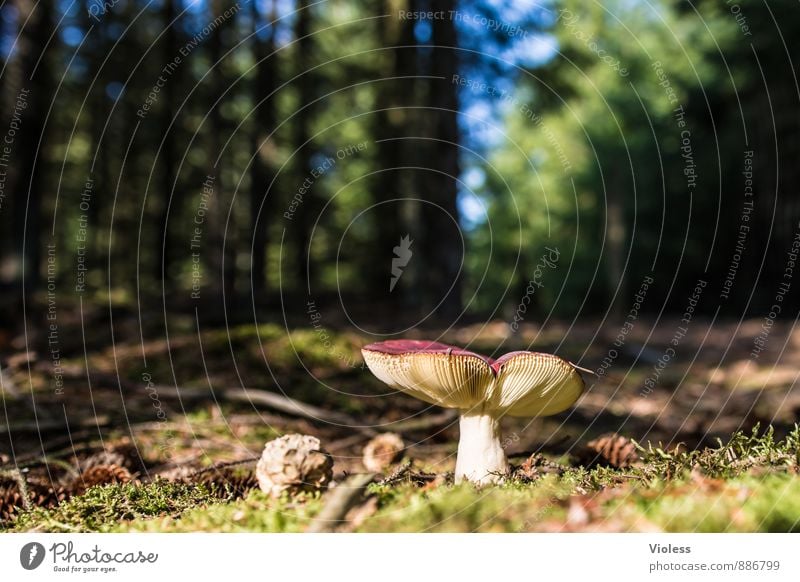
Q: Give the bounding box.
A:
[361,340,585,485]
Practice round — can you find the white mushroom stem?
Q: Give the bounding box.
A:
[455,411,509,485]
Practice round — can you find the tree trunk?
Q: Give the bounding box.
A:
[208,0,237,300]
[249,0,278,301]
[155,0,179,285]
[606,180,625,317]
[421,0,462,319]
[291,0,317,292]
[4,0,54,299]
[370,0,419,308]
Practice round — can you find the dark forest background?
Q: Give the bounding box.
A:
[1,0,798,340]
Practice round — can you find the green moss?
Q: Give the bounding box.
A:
[627,473,800,532]
[359,477,573,533]
[740,474,800,532]
[115,490,324,533]
[12,481,218,533]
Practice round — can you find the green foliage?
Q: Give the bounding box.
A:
[468,0,740,315]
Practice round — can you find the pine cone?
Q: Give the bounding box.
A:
[517,453,564,481]
[72,464,132,495]
[156,465,199,482]
[362,433,405,473]
[0,476,26,523]
[28,481,69,508]
[79,443,141,472]
[191,468,258,500]
[1,475,68,524]
[581,434,641,468]
[256,434,333,498]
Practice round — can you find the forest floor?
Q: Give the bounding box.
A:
[2,313,799,532]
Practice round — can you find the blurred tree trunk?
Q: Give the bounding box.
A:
[83,1,109,275]
[370,0,419,307]
[421,0,462,318]
[606,178,625,317]
[2,0,54,299]
[249,0,278,301]
[155,0,180,285]
[290,0,318,292]
[86,83,105,271]
[209,0,236,300]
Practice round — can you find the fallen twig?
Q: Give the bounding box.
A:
[327,433,372,452]
[0,363,19,398]
[220,388,371,430]
[55,367,378,435]
[49,367,461,439]
[379,460,412,485]
[387,409,458,433]
[0,415,111,435]
[306,472,376,533]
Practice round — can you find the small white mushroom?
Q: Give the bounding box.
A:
[256,434,333,498]
[362,433,405,472]
[362,340,585,485]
